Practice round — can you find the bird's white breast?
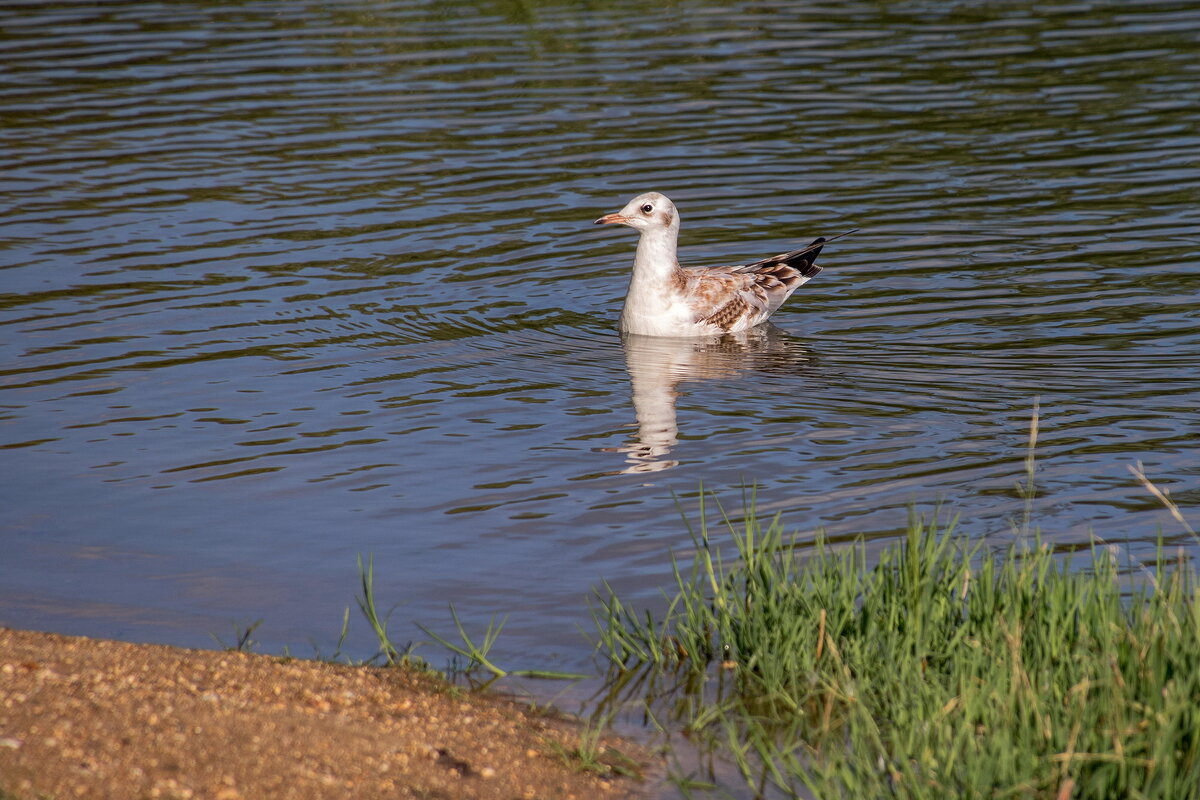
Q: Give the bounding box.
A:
[619,293,719,337]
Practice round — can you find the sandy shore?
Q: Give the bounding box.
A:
[0,627,650,799]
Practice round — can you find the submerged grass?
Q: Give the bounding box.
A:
[543,713,644,779]
[593,498,1200,799]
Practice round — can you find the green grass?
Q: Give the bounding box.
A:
[355,554,427,668]
[592,496,1200,799]
[352,553,586,681]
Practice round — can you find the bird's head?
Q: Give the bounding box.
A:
[594,192,678,235]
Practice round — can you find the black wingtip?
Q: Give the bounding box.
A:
[738,228,856,276]
[785,237,827,276]
[793,230,856,275]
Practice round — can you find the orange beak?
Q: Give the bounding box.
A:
[594,213,629,225]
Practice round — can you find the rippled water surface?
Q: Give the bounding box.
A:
[3,0,1199,670]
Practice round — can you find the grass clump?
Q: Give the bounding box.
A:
[543,715,643,779]
[356,554,426,668]
[210,618,264,653]
[593,497,1200,799]
[417,605,588,681]
[355,554,586,681]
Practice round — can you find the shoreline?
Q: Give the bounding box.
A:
[0,627,650,800]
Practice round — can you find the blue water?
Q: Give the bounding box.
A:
[2,0,1198,680]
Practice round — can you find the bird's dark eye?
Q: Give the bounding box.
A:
[641,204,653,214]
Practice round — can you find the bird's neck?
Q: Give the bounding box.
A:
[631,226,683,289]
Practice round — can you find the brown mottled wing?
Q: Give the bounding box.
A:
[687,237,828,329]
[683,271,772,332]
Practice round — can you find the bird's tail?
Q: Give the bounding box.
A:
[743,228,858,277]
[786,237,827,278]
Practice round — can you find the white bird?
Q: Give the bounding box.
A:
[595,192,851,337]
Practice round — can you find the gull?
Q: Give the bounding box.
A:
[595,192,853,337]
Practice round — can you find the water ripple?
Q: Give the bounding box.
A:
[0,0,1197,666]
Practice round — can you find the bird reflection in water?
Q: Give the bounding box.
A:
[606,325,815,474]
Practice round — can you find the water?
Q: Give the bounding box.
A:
[2,0,1198,679]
